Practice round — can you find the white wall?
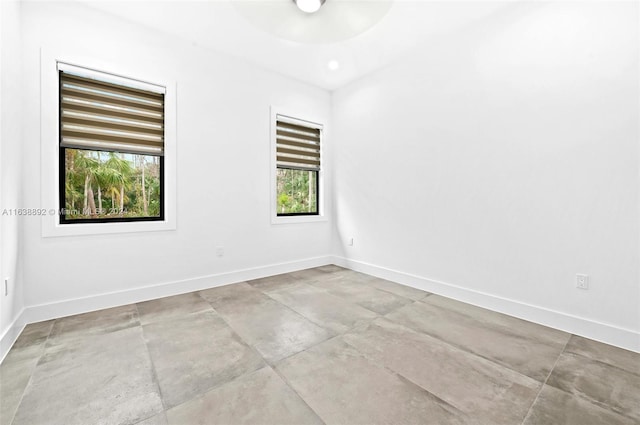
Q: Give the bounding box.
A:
[332,2,639,350]
[0,0,25,357]
[18,2,332,319]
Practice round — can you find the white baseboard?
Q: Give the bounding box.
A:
[0,255,333,363]
[0,309,27,364]
[331,256,640,353]
[3,254,638,363]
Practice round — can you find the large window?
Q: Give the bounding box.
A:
[275,116,321,216]
[58,68,165,224]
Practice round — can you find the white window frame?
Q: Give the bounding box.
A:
[270,106,326,225]
[40,49,177,237]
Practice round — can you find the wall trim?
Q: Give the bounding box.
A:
[0,309,27,364]
[331,256,640,353]
[4,254,638,362]
[1,256,333,363]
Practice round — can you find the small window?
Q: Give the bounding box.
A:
[275,116,321,216]
[58,68,165,224]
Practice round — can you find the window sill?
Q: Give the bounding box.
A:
[42,218,176,237]
[271,215,327,225]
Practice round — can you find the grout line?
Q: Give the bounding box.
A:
[391,368,466,418]
[543,336,640,421]
[381,298,565,386]
[307,269,428,305]
[137,298,269,418]
[214,311,269,370]
[270,332,345,367]
[159,366,269,421]
[196,295,271,375]
[263,328,337,367]
[520,335,571,425]
[194,283,300,365]
[196,278,341,368]
[259,282,347,332]
[339,334,465,417]
[369,283,431,302]
[134,302,168,418]
[560,341,640,378]
[270,363,327,425]
[242,280,341,341]
[377,307,529,380]
[244,271,388,366]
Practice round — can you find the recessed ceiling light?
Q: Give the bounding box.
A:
[327,60,340,71]
[294,0,326,14]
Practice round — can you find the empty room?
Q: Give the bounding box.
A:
[0,0,639,424]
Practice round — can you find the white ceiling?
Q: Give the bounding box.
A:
[80,0,511,91]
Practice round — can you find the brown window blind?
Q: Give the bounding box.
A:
[59,71,165,156]
[276,117,321,171]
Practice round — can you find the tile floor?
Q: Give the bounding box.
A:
[1,266,639,425]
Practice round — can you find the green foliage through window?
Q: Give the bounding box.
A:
[62,149,161,220]
[276,168,318,215]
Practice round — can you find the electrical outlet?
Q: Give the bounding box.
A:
[576,274,589,290]
[348,237,354,246]
[4,278,8,296]
[215,246,224,257]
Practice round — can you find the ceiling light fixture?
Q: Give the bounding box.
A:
[327,60,340,71]
[294,0,326,14]
[233,0,393,44]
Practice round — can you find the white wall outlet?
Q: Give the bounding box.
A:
[4,278,8,296]
[348,237,354,246]
[576,274,589,290]
[215,246,224,257]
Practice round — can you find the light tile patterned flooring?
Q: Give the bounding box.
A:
[1,266,639,424]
